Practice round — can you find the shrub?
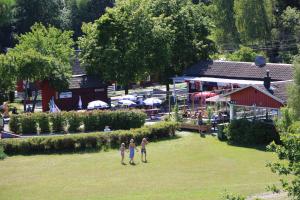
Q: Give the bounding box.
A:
[83,111,98,132]
[19,114,37,135]
[1,122,178,155]
[225,119,280,145]
[9,114,21,134]
[35,113,50,134]
[0,143,6,160]
[66,111,82,133]
[217,123,228,141]
[50,112,67,133]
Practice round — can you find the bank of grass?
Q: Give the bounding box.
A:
[0,133,281,200]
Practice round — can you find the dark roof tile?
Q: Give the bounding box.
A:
[184,60,293,81]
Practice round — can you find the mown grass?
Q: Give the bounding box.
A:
[0,132,281,200]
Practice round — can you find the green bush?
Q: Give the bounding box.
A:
[217,123,228,141]
[50,112,67,133]
[9,110,146,134]
[66,111,82,133]
[35,113,50,134]
[1,122,178,155]
[20,114,37,135]
[0,143,6,160]
[9,114,21,134]
[224,119,280,145]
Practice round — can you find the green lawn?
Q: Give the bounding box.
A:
[0,132,281,200]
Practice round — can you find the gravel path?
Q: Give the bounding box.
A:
[247,192,289,200]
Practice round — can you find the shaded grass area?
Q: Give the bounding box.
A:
[0,133,280,200]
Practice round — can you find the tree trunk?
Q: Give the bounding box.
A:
[124,84,129,95]
[31,88,38,112]
[23,80,29,112]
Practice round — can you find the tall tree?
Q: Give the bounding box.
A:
[79,0,215,95]
[15,0,66,33]
[211,0,240,51]
[0,0,15,52]
[8,23,74,111]
[234,0,271,44]
[288,56,300,118]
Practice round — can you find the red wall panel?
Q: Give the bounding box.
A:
[230,87,283,109]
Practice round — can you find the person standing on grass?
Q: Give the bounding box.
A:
[140,138,148,162]
[120,143,126,164]
[129,139,138,164]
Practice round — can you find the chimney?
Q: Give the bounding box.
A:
[264,70,271,90]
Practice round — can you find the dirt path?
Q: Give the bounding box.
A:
[247,192,289,200]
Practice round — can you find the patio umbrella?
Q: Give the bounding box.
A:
[118,100,136,107]
[87,100,109,110]
[78,96,82,110]
[120,95,137,101]
[143,97,162,106]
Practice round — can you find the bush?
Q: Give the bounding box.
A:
[83,111,98,132]
[217,123,228,141]
[1,122,178,155]
[0,143,6,160]
[9,114,21,134]
[50,112,67,133]
[19,114,37,135]
[66,111,82,133]
[224,119,280,145]
[35,113,50,134]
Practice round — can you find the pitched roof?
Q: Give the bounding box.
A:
[69,75,105,89]
[72,55,86,75]
[258,81,292,104]
[184,60,293,81]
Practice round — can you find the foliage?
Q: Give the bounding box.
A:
[79,0,215,94]
[0,54,17,102]
[224,119,280,145]
[217,123,228,141]
[35,113,50,133]
[288,57,300,118]
[19,113,37,135]
[274,107,295,133]
[207,106,213,124]
[234,0,271,44]
[171,103,182,122]
[0,143,6,160]
[50,112,67,133]
[222,193,245,200]
[210,0,239,50]
[9,110,146,134]
[225,46,260,62]
[1,121,178,155]
[9,114,20,134]
[267,133,300,199]
[65,111,82,133]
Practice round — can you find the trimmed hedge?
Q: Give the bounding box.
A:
[224,119,280,145]
[1,122,177,155]
[0,143,6,160]
[9,110,147,135]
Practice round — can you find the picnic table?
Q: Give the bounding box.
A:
[144,108,160,119]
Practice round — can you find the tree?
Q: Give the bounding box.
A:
[0,54,17,103]
[79,0,215,95]
[225,46,260,62]
[0,0,16,52]
[8,23,74,111]
[66,0,114,38]
[15,0,67,33]
[210,0,240,51]
[143,0,215,93]
[288,56,300,118]
[234,0,271,44]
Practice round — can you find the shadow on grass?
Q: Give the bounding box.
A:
[5,135,182,157]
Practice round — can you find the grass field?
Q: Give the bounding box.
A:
[0,132,281,200]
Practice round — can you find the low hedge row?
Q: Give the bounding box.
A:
[0,143,6,160]
[9,110,146,135]
[1,122,178,155]
[224,119,280,145]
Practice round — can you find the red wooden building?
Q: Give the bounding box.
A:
[40,55,108,111]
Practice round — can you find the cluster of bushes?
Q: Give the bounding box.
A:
[224,119,280,145]
[1,122,178,155]
[9,110,146,135]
